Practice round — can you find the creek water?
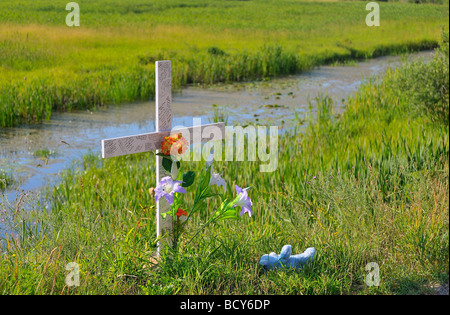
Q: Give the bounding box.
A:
[0,51,433,203]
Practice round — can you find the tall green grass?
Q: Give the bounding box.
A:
[0,171,12,190]
[390,30,449,124]
[0,36,448,294]
[0,0,448,127]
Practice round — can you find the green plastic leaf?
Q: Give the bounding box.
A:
[162,157,180,173]
[200,167,211,190]
[182,171,196,187]
[162,157,172,173]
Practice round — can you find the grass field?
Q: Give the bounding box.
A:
[0,31,448,294]
[0,0,448,127]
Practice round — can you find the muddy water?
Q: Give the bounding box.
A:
[0,51,433,201]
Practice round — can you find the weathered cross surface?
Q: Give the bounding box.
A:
[101,61,225,254]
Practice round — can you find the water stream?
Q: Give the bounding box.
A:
[0,51,433,202]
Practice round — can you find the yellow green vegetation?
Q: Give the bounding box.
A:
[0,33,448,294]
[0,0,448,126]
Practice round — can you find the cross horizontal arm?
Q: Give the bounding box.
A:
[101,122,225,158]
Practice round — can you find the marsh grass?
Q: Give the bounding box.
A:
[0,171,12,190]
[33,148,56,159]
[0,0,448,127]
[0,41,448,294]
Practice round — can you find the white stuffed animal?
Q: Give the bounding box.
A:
[259,245,316,270]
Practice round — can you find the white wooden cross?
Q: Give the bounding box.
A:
[101,61,225,255]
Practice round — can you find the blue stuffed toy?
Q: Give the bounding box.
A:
[259,245,316,270]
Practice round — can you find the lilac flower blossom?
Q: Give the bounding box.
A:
[206,152,214,168]
[233,185,253,217]
[210,170,227,193]
[155,176,187,205]
[206,152,227,193]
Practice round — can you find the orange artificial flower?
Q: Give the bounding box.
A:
[160,133,188,156]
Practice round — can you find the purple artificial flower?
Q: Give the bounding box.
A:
[206,152,227,193]
[233,185,253,217]
[209,169,227,193]
[155,176,187,205]
[206,152,214,168]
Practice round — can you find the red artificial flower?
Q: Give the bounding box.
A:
[176,208,188,217]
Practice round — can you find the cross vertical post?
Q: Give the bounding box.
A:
[155,60,173,253]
